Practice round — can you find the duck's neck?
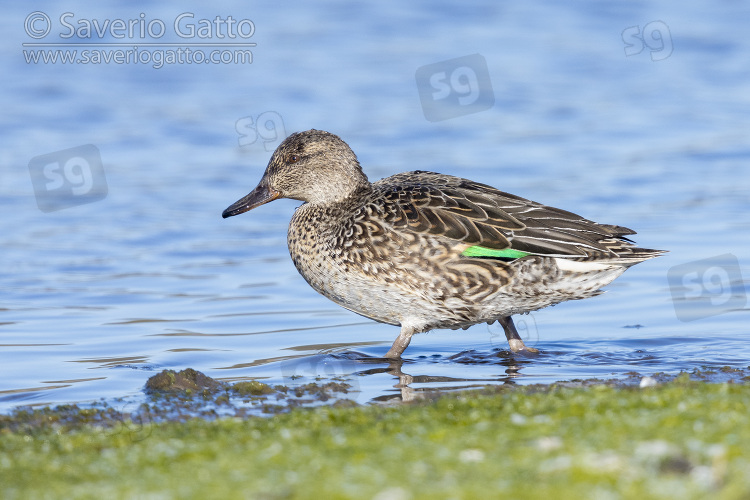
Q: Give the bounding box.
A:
[305,169,371,205]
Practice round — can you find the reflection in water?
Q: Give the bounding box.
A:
[245,335,750,409]
[362,356,525,403]
[286,350,533,404]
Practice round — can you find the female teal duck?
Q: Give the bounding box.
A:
[223,130,663,358]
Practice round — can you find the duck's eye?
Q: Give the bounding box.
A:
[289,155,299,163]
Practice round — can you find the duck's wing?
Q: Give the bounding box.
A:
[370,171,663,263]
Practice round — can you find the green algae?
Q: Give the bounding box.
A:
[142,369,354,413]
[145,368,223,395]
[232,380,276,396]
[2,373,750,499]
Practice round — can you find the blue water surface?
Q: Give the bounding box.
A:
[1,1,749,412]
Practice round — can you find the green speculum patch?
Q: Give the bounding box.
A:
[461,245,530,260]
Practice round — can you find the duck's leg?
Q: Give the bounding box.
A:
[385,325,416,359]
[498,316,539,354]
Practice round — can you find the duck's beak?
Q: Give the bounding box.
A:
[222,181,280,218]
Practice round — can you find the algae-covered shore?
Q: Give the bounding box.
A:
[2,370,750,499]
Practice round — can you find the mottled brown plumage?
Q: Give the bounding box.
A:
[223,130,664,358]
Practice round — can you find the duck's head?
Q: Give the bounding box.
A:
[222,129,369,218]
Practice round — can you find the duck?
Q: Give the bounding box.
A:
[223,129,663,358]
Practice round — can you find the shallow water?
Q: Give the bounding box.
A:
[2,1,749,412]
